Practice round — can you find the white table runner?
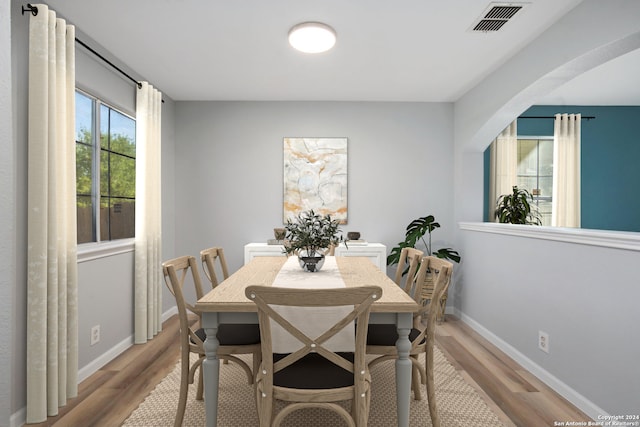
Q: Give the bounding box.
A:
[270,256,355,353]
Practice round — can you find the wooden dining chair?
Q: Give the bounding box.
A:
[393,247,423,292]
[418,255,454,323]
[199,246,229,288]
[163,255,261,427]
[366,256,452,427]
[200,247,261,377]
[246,285,382,427]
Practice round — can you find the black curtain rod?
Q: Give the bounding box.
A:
[22,3,152,94]
[519,115,596,120]
[21,3,37,16]
[74,38,142,89]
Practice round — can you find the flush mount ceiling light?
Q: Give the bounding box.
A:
[288,22,336,53]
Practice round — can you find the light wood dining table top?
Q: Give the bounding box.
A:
[195,256,419,313]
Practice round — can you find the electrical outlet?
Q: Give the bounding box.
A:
[538,330,549,353]
[91,325,100,346]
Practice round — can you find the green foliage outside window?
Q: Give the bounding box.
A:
[75,90,136,243]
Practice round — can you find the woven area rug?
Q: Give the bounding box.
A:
[123,346,504,426]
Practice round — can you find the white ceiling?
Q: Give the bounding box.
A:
[45,0,639,104]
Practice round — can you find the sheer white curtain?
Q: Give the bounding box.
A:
[26,5,78,422]
[489,120,518,221]
[552,113,581,227]
[134,82,163,343]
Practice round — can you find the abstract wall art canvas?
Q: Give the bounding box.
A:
[283,137,348,223]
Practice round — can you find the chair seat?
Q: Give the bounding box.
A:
[273,352,354,389]
[366,324,424,347]
[194,324,261,346]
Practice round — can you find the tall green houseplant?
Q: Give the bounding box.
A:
[387,215,460,268]
[495,186,542,225]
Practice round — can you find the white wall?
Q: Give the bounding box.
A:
[174,101,456,274]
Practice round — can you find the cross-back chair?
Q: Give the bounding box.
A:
[366,256,452,427]
[200,245,262,370]
[246,285,382,427]
[418,255,454,323]
[163,255,261,427]
[200,246,229,288]
[393,247,423,293]
[199,248,262,376]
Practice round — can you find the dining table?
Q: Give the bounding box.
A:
[195,255,420,427]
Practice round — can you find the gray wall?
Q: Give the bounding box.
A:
[10,5,31,423]
[458,227,639,415]
[6,3,177,424]
[72,35,179,375]
[174,101,455,273]
[452,0,640,417]
[4,0,640,425]
[1,0,15,423]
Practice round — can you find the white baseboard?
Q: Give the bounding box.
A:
[77,306,177,383]
[162,306,178,323]
[452,308,608,421]
[13,306,179,427]
[10,408,25,427]
[78,335,133,383]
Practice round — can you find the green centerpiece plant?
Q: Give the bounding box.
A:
[283,209,345,272]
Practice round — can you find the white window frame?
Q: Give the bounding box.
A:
[75,89,136,261]
[516,136,554,226]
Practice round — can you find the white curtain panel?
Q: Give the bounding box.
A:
[552,113,581,227]
[489,120,518,221]
[134,82,163,343]
[26,5,78,422]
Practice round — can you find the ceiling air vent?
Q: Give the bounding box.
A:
[471,3,526,32]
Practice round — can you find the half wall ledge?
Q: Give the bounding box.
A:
[458,222,640,252]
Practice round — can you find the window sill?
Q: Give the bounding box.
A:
[458,222,640,252]
[78,238,135,263]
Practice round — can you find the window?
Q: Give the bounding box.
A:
[76,90,136,244]
[516,138,553,226]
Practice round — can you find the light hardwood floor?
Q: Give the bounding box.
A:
[26,314,592,427]
[435,316,592,426]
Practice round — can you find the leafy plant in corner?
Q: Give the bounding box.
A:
[387,215,461,269]
[283,209,345,257]
[494,186,542,225]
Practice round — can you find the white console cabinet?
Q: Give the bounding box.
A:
[243,243,287,264]
[334,242,387,271]
[244,242,387,271]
